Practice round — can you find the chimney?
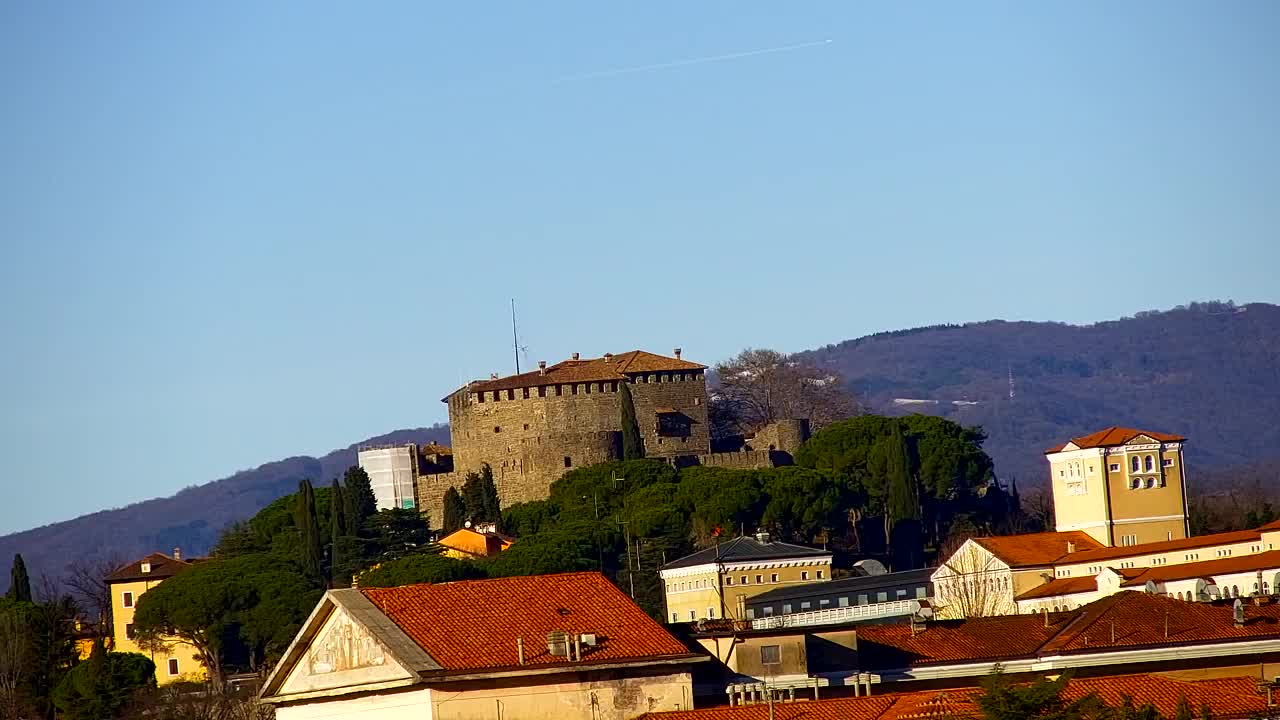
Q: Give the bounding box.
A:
[538,360,547,375]
[1235,599,1247,628]
[572,352,580,361]
[604,353,613,362]
[754,531,771,544]
[491,373,499,380]
[674,348,682,360]
[173,547,182,561]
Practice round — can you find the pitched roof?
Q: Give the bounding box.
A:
[456,350,705,396]
[1045,426,1186,454]
[858,591,1280,672]
[1014,575,1101,601]
[361,572,695,672]
[661,537,832,571]
[105,552,194,584]
[969,531,1104,569]
[1120,550,1280,587]
[1060,529,1261,565]
[638,673,1271,720]
[1259,518,1280,532]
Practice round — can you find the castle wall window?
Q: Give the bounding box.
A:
[522,388,529,399]
[585,383,592,394]
[494,426,501,433]
[538,386,546,397]
[556,385,563,396]
[507,389,515,400]
[563,456,572,468]
[477,393,484,403]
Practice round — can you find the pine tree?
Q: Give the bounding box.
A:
[294,480,324,586]
[343,466,377,532]
[7,554,31,603]
[619,381,644,460]
[442,487,466,533]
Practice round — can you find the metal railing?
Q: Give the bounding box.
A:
[750,599,921,630]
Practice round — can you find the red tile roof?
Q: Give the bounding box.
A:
[1060,529,1261,565]
[638,673,1270,720]
[969,531,1104,568]
[1045,426,1186,454]
[1259,519,1280,532]
[1120,550,1280,587]
[361,572,695,672]
[859,591,1280,672]
[456,350,705,395]
[1015,576,1100,601]
[105,552,195,584]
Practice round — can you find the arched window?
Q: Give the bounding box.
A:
[1131,456,1141,472]
[1145,455,1154,472]
[1132,478,1142,490]
[1232,585,1240,597]
[1146,477,1156,489]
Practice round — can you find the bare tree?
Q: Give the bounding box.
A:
[712,348,860,436]
[0,611,30,720]
[933,537,1016,619]
[64,554,125,633]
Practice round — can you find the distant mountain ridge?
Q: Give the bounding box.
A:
[798,300,1280,489]
[0,425,449,589]
[4,301,1277,590]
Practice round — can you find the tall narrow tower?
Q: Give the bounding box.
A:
[1044,427,1188,547]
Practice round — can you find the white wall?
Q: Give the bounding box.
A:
[277,687,434,720]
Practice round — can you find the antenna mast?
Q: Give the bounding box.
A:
[1008,363,1015,400]
[511,298,521,374]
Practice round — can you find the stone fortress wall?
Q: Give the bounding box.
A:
[407,351,808,529]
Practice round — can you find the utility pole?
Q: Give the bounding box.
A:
[510,298,520,374]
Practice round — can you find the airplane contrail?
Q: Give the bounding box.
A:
[555,39,833,83]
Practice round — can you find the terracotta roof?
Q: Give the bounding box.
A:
[969,531,1104,569]
[1060,529,1261,565]
[1259,518,1280,532]
[1045,426,1186,454]
[360,572,695,672]
[455,350,705,396]
[1120,550,1280,587]
[858,591,1280,672]
[105,552,194,584]
[420,442,452,456]
[1015,576,1100,601]
[638,673,1271,720]
[662,536,831,571]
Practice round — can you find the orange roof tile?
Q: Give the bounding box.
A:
[1120,550,1280,587]
[455,350,705,396]
[361,572,695,672]
[1045,426,1186,454]
[105,552,195,584]
[638,673,1270,720]
[1060,529,1261,565]
[1015,576,1100,601]
[970,531,1104,568]
[1259,518,1280,532]
[857,613,1065,666]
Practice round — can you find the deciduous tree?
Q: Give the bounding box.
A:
[711,348,859,436]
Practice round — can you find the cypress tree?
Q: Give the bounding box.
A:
[884,421,920,565]
[478,464,500,524]
[442,487,466,533]
[294,480,324,586]
[330,480,347,584]
[619,380,644,460]
[343,466,377,532]
[8,553,31,602]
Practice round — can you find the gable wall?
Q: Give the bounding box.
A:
[276,605,414,697]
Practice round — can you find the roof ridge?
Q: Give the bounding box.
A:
[1039,593,1127,653]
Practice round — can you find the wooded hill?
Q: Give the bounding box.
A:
[799,301,1280,491]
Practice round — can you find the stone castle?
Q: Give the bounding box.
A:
[390,349,807,529]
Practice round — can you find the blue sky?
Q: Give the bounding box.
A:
[2,2,1277,535]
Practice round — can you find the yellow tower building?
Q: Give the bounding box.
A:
[106,551,206,684]
[1045,427,1189,548]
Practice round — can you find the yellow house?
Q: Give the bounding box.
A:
[106,551,207,684]
[658,533,833,624]
[1045,426,1189,547]
[437,525,513,560]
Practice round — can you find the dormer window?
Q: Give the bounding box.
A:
[140,562,151,574]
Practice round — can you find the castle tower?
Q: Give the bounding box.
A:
[1044,427,1189,547]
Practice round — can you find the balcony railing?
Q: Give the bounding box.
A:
[750,598,921,630]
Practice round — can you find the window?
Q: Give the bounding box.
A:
[916,587,927,599]
[122,591,134,608]
[1109,463,1120,472]
[1131,456,1141,472]
[782,603,792,614]
[896,589,908,599]
[1131,478,1142,490]
[740,576,748,585]
[1059,470,1065,477]
[839,597,849,607]
[1163,458,1174,467]
[494,426,501,433]
[1145,478,1155,489]
[707,607,716,619]
[801,571,809,581]
[756,575,763,584]
[563,456,572,468]
[672,612,678,622]
[689,609,696,620]
[125,623,136,640]
[538,386,546,397]
[876,591,888,602]
[168,658,179,676]
[1145,455,1154,472]
[771,573,779,583]
[140,562,151,574]
[760,645,781,665]
[1088,466,1095,474]
[800,601,811,610]
[857,594,868,604]
[816,570,824,579]
[819,599,830,608]
[522,388,529,399]
[726,576,734,586]
[523,423,529,431]
[763,606,774,616]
